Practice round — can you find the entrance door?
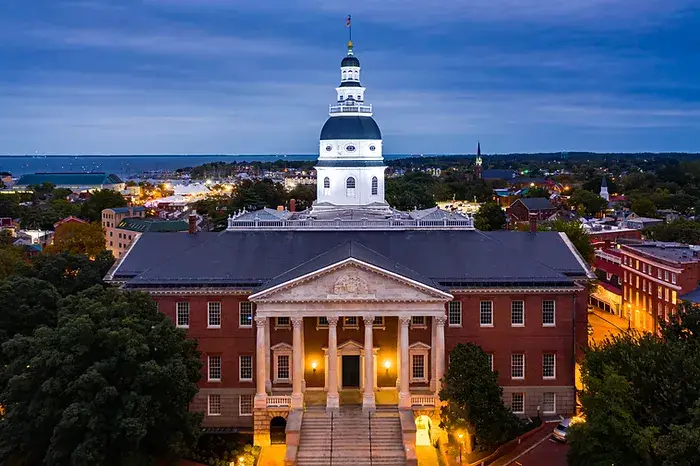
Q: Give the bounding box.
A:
[342,355,361,388]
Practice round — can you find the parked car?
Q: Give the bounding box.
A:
[552,419,571,442]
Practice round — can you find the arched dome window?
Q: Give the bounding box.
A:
[323,177,330,196]
[346,177,356,197]
[371,176,378,195]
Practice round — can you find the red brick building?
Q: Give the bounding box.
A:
[507,198,556,223]
[619,242,700,331]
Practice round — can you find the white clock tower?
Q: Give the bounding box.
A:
[313,37,388,213]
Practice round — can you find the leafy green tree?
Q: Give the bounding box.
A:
[0,286,202,466]
[523,186,550,198]
[0,277,60,349]
[540,219,594,263]
[31,251,114,296]
[568,189,608,216]
[474,202,506,231]
[45,222,106,257]
[440,343,523,451]
[0,246,30,280]
[385,172,437,211]
[288,183,317,211]
[79,189,128,222]
[644,219,700,244]
[230,179,287,211]
[631,196,658,218]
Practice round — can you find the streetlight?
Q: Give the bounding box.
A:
[457,432,464,464]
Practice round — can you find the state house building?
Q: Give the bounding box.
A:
[106,38,592,448]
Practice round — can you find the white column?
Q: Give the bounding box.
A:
[362,315,376,411]
[326,316,340,410]
[429,317,437,391]
[254,316,267,409]
[435,315,447,397]
[291,316,304,410]
[398,316,411,409]
[265,317,271,392]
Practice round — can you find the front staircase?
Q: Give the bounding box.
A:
[296,406,406,466]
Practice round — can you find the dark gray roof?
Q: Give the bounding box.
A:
[320,116,381,141]
[112,230,589,290]
[341,56,360,67]
[623,242,700,264]
[515,198,555,211]
[339,81,362,87]
[315,160,385,168]
[482,169,517,180]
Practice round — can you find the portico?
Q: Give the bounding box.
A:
[249,255,451,413]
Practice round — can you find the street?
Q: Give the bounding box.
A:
[512,435,569,466]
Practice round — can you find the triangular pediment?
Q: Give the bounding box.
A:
[250,259,452,303]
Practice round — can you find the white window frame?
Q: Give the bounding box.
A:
[411,316,427,329]
[409,342,431,383]
[272,343,293,384]
[448,301,462,327]
[239,355,253,382]
[542,353,556,379]
[371,176,378,196]
[275,317,291,329]
[239,394,253,416]
[511,300,525,327]
[672,272,677,284]
[239,302,253,328]
[665,270,669,282]
[373,316,385,327]
[208,393,222,416]
[208,355,222,382]
[511,353,525,380]
[176,302,190,328]
[542,300,556,327]
[479,300,493,327]
[207,302,221,329]
[323,177,331,196]
[343,316,359,329]
[317,316,329,328]
[542,392,556,414]
[658,286,663,299]
[346,177,356,197]
[511,392,525,414]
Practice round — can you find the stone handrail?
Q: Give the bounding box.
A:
[411,395,436,407]
[267,396,292,408]
[227,217,475,231]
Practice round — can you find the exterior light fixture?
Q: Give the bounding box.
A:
[384,360,391,374]
[311,361,317,373]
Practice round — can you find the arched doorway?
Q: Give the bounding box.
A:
[415,415,432,446]
[270,416,287,444]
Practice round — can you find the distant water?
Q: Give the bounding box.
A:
[0,154,420,177]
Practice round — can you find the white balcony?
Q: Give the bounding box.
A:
[329,104,372,115]
[410,395,436,407]
[266,396,292,409]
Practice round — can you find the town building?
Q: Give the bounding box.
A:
[507,197,556,223]
[619,241,700,331]
[105,36,593,456]
[15,172,125,192]
[53,216,87,230]
[622,214,664,230]
[599,176,609,202]
[102,206,146,258]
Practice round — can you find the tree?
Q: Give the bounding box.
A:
[230,179,287,211]
[631,196,658,218]
[474,202,506,231]
[385,172,437,211]
[0,246,30,280]
[644,219,700,244]
[30,251,114,296]
[288,184,317,211]
[45,221,106,257]
[440,343,523,451]
[568,303,700,466]
[523,186,550,198]
[0,277,60,349]
[541,219,594,263]
[568,189,608,216]
[79,189,127,222]
[0,286,202,466]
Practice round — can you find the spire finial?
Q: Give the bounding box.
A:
[346,15,353,55]
[477,141,481,156]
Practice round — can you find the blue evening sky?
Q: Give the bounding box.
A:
[1,0,698,155]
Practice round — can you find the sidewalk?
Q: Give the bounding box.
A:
[588,309,627,344]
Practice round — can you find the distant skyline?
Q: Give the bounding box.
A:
[1,0,699,155]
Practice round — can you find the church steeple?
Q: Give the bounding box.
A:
[600,175,610,201]
[474,141,483,179]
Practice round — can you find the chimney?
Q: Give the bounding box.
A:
[529,212,538,233]
[290,199,296,213]
[128,205,133,217]
[188,214,197,234]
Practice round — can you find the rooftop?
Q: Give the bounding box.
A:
[622,241,700,264]
[108,206,146,214]
[117,217,189,233]
[513,197,555,211]
[16,172,123,187]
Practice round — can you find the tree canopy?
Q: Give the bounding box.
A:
[0,286,203,466]
[568,302,700,466]
[79,189,128,222]
[385,172,437,211]
[45,221,106,257]
[540,219,594,263]
[568,189,608,216]
[440,343,523,450]
[644,219,700,244]
[474,202,506,231]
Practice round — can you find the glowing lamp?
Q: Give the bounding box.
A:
[311,361,317,373]
[384,360,391,374]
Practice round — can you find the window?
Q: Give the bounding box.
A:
[239,302,253,328]
[176,302,190,328]
[318,316,329,327]
[511,300,525,326]
[344,316,358,328]
[624,270,627,283]
[208,394,222,416]
[411,316,426,328]
[636,276,639,287]
[208,355,222,381]
[240,355,253,381]
[511,354,525,379]
[486,353,493,371]
[542,353,556,379]
[371,176,378,195]
[276,317,290,328]
[658,268,662,279]
[624,286,628,300]
[648,266,653,276]
[665,270,669,281]
[448,301,462,326]
[480,301,493,326]
[511,393,525,414]
[542,393,556,414]
[373,316,384,326]
[323,177,330,196]
[208,302,221,328]
[665,288,669,302]
[672,290,677,305]
[276,355,290,381]
[658,286,663,299]
[672,273,677,284]
[642,263,646,273]
[642,280,646,292]
[635,259,639,270]
[346,177,356,197]
[411,354,426,382]
[239,394,253,416]
[542,301,555,326]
